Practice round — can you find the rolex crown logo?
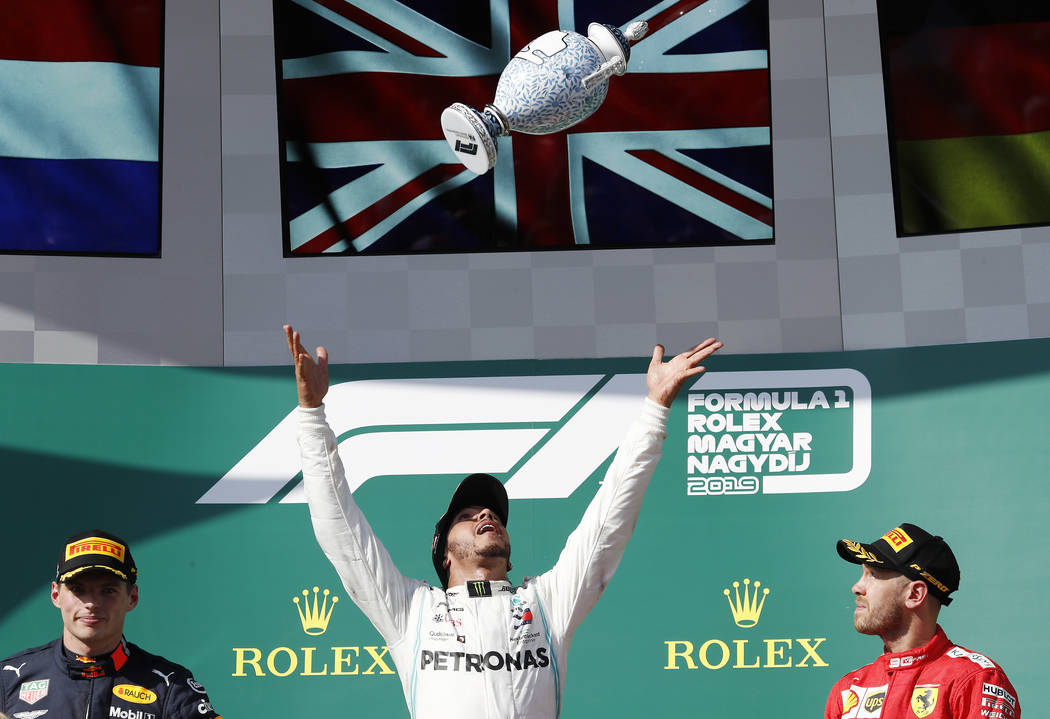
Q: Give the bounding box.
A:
[293,586,339,636]
[723,578,769,628]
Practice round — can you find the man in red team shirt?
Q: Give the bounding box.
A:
[826,523,1019,719]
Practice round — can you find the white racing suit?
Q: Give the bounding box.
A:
[299,398,669,719]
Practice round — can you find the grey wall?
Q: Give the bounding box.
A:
[0,0,1046,366]
[825,6,1050,348]
[0,0,222,365]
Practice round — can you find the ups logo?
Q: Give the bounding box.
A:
[864,691,885,712]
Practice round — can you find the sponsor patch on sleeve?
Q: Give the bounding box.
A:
[981,696,1016,719]
[946,646,995,669]
[982,682,1017,709]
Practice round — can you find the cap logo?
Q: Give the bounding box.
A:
[66,537,125,562]
[881,527,913,552]
[842,539,882,564]
[909,563,950,594]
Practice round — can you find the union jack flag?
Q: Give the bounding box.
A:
[276,0,772,255]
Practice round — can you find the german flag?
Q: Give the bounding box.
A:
[878,2,1050,235]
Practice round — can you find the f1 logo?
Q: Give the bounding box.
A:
[454,140,478,156]
[198,374,647,505]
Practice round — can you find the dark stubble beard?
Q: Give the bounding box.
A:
[854,597,904,637]
[447,538,511,563]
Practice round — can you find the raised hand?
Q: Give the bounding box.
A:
[283,325,329,408]
[646,338,723,408]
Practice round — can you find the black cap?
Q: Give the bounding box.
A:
[431,473,509,588]
[56,530,137,584]
[837,523,959,605]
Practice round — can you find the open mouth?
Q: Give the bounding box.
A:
[477,521,497,535]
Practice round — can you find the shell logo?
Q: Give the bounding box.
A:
[842,690,859,714]
[113,684,157,704]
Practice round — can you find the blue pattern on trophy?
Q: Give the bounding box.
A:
[497,31,607,135]
[440,21,648,175]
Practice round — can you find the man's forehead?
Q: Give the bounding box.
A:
[63,570,126,586]
[453,504,505,519]
[864,564,903,579]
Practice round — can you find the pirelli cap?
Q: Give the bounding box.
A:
[56,530,137,584]
[431,473,509,588]
[837,523,959,605]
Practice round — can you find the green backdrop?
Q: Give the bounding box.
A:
[1,338,1046,716]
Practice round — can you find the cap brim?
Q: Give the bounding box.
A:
[58,564,133,583]
[445,473,509,527]
[836,538,891,567]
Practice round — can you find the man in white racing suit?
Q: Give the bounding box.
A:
[284,325,722,718]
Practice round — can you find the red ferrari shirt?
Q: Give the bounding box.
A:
[825,626,1019,719]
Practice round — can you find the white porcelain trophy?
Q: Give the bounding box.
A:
[440,21,648,174]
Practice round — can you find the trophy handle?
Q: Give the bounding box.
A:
[583,21,648,89]
[582,57,626,90]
